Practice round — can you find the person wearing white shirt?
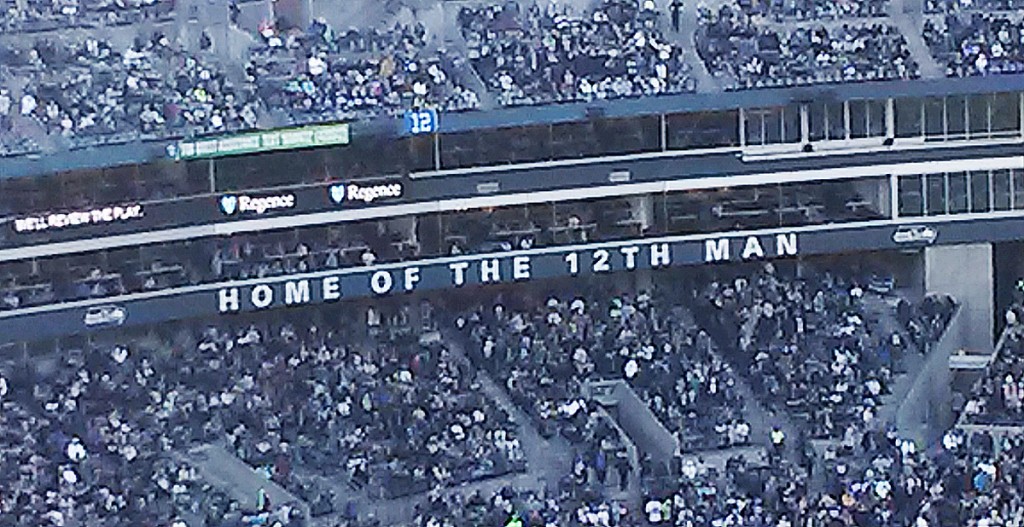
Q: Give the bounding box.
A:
[646,499,663,523]
[66,437,87,462]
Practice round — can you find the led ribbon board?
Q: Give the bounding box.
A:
[169,123,351,161]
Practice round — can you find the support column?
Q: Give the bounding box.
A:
[889,173,899,219]
[843,101,852,140]
[885,98,896,139]
[208,159,217,193]
[631,195,654,233]
[1019,92,1024,138]
[925,243,994,351]
[433,134,441,171]
[660,113,668,152]
[738,108,746,147]
[799,104,810,144]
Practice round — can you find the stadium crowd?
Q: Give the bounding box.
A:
[415,485,632,527]
[697,263,955,440]
[246,20,478,123]
[0,347,305,527]
[696,5,919,90]
[0,254,1009,527]
[411,426,1024,527]
[0,302,526,525]
[925,0,1022,12]
[0,0,173,34]
[0,33,257,146]
[924,12,1024,77]
[634,424,1024,527]
[458,286,751,457]
[458,0,696,107]
[734,0,888,21]
[961,322,1024,426]
[0,0,977,157]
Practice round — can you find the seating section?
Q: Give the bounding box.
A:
[0,1,1020,526]
[0,35,256,146]
[458,0,695,107]
[246,21,477,123]
[696,6,919,90]
[962,327,1024,425]
[0,307,525,523]
[734,0,889,21]
[0,0,973,158]
[0,0,173,34]
[697,265,955,439]
[460,291,749,452]
[924,13,1024,77]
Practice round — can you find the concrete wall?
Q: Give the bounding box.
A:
[994,241,1024,335]
[587,380,678,468]
[925,243,993,352]
[895,308,961,445]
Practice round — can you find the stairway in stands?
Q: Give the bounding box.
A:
[860,290,930,429]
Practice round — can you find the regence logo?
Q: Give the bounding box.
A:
[329,183,403,204]
[220,194,296,215]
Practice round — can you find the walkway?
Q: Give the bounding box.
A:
[325,330,579,526]
[886,13,946,79]
[180,444,311,518]
[662,0,726,93]
[441,0,498,110]
[444,329,576,490]
[861,290,933,428]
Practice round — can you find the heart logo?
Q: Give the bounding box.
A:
[329,184,346,204]
[220,195,238,215]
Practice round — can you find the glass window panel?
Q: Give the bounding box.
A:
[993,169,1012,211]
[927,173,946,215]
[827,102,845,140]
[744,110,762,145]
[948,172,969,214]
[991,93,1021,134]
[551,121,597,159]
[969,95,990,137]
[971,171,990,212]
[808,103,827,141]
[867,100,886,137]
[668,110,740,149]
[898,175,924,217]
[947,96,967,137]
[850,101,868,138]
[895,97,923,138]
[594,116,660,155]
[784,104,802,143]
[498,126,553,164]
[924,97,945,137]
[765,109,783,144]
[1014,169,1024,210]
[439,131,480,169]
